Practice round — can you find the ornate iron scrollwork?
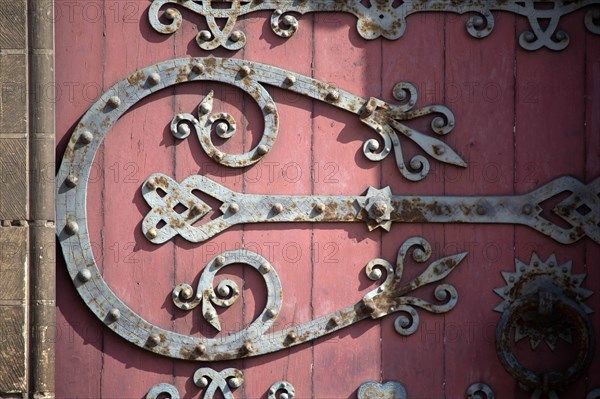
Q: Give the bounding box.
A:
[142,173,600,245]
[494,253,595,397]
[149,0,600,51]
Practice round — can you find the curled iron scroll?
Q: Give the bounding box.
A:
[149,0,600,51]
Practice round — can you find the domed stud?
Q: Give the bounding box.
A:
[263,103,276,114]
[147,72,161,86]
[146,228,159,240]
[198,30,212,41]
[228,203,240,214]
[77,269,92,283]
[284,75,296,86]
[65,174,79,188]
[325,89,340,102]
[257,144,269,156]
[108,308,121,321]
[266,308,278,318]
[192,63,205,74]
[259,263,271,274]
[239,65,252,78]
[214,255,226,268]
[230,31,243,42]
[107,96,121,109]
[79,130,94,144]
[212,151,224,162]
[196,376,209,388]
[165,8,178,20]
[147,333,161,347]
[216,122,229,136]
[272,203,283,215]
[228,377,243,389]
[146,177,158,190]
[65,220,79,235]
[314,202,326,214]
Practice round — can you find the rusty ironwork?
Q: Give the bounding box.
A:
[57,56,464,182]
[142,173,600,245]
[56,224,465,360]
[494,253,595,396]
[149,0,600,51]
[466,382,494,399]
[168,64,463,179]
[267,381,295,399]
[147,368,243,399]
[358,381,407,399]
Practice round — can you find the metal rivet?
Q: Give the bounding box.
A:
[230,31,242,42]
[181,287,193,299]
[216,122,229,136]
[522,204,533,215]
[329,316,341,326]
[108,308,120,321]
[257,144,269,156]
[228,203,240,214]
[147,333,161,347]
[284,75,296,86]
[77,269,92,283]
[263,103,276,114]
[370,268,383,280]
[65,174,79,188]
[280,393,289,399]
[213,151,224,162]
[371,200,388,217]
[147,73,161,86]
[556,31,567,41]
[283,15,295,26]
[177,123,191,138]
[79,130,94,144]
[509,276,515,283]
[239,65,251,77]
[215,255,226,267]
[242,341,253,353]
[165,8,177,20]
[524,31,535,42]
[196,376,209,388]
[198,30,212,41]
[272,203,284,214]
[549,262,555,268]
[259,263,271,274]
[146,178,158,190]
[533,261,539,267]
[146,228,158,240]
[562,267,568,273]
[287,331,297,341]
[192,63,205,74]
[199,102,212,115]
[266,308,278,318]
[204,308,217,320]
[360,103,375,118]
[326,89,339,102]
[476,206,486,215]
[228,377,242,389]
[364,301,376,314]
[107,96,121,109]
[314,202,326,214]
[520,266,526,272]
[194,343,206,356]
[65,220,79,235]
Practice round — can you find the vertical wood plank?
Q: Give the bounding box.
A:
[240,11,315,399]
[584,24,600,393]
[380,12,447,398]
[443,11,517,398]
[312,13,382,398]
[99,1,176,397]
[54,0,105,396]
[514,12,587,399]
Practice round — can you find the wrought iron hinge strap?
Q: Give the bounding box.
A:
[142,173,600,245]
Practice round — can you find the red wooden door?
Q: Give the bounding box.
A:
[55,2,600,398]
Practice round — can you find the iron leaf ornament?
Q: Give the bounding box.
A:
[149,0,600,51]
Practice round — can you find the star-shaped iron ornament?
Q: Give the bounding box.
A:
[361,186,393,231]
[494,253,594,350]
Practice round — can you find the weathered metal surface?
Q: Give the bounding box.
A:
[466,382,494,399]
[56,57,462,182]
[167,64,463,179]
[142,173,600,245]
[267,381,295,399]
[149,0,600,51]
[494,253,595,396]
[357,381,407,399]
[146,368,243,399]
[56,229,465,360]
[146,383,180,399]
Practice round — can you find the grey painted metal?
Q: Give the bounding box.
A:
[466,382,494,399]
[166,66,463,180]
[494,253,595,395]
[146,383,180,399]
[357,381,407,399]
[588,388,600,399]
[267,381,295,399]
[142,173,600,245]
[149,0,600,51]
